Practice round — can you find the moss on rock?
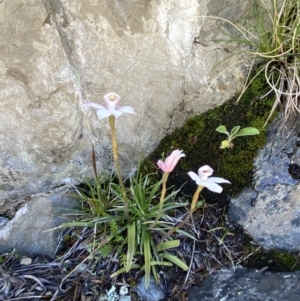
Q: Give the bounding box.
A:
[244,249,300,272]
[142,70,277,203]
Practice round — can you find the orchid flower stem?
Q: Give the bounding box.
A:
[151,172,169,228]
[109,116,129,219]
[160,185,203,242]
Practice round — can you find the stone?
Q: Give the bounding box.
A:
[0,0,250,205]
[0,187,78,257]
[20,257,32,265]
[229,115,300,252]
[135,276,165,301]
[119,285,131,301]
[119,296,131,301]
[0,216,9,228]
[188,267,300,301]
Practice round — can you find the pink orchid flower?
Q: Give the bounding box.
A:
[157,150,185,173]
[83,92,136,120]
[188,165,230,193]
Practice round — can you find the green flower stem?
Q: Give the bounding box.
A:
[151,172,169,228]
[160,185,203,242]
[109,115,129,218]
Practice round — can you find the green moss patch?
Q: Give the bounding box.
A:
[244,249,300,272]
[142,70,277,202]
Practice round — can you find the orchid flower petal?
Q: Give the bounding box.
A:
[111,109,124,118]
[187,171,201,182]
[118,106,137,115]
[200,181,223,193]
[96,108,113,119]
[206,177,231,184]
[157,149,185,173]
[157,160,166,171]
[104,93,121,111]
[84,92,136,120]
[188,165,230,193]
[198,165,213,180]
[83,102,105,110]
[164,150,185,172]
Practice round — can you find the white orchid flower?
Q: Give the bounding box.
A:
[188,165,230,193]
[83,92,136,120]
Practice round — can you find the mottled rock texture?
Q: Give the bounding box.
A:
[0,0,250,204]
[135,276,165,301]
[0,187,77,257]
[188,267,300,301]
[229,116,300,251]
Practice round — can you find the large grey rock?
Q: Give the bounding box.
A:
[0,0,250,204]
[188,267,300,301]
[0,187,78,257]
[229,116,300,251]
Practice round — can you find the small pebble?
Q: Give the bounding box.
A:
[119,286,129,296]
[20,257,32,265]
[119,286,131,301]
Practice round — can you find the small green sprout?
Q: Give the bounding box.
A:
[216,125,260,149]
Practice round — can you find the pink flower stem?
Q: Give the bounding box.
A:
[109,115,129,219]
[151,172,169,228]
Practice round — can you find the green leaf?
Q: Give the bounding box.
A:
[152,265,159,285]
[140,261,173,269]
[216,125,229,134]
[110,264,140,278]
[220,140,230,149]
[136,220,141,246]
[160,253,188,271]
[207,227,225,232]
[150,261,173,267]
[143,232,151,288]
[196,200,205,209]
[156,240,180,251]
[126,222,136,272]
[230,126,241,136]
[176,229,198,241]
[233,127,260,138]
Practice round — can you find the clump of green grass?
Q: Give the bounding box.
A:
[58,94,195,289]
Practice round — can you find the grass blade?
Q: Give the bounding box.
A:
[160,253,188,271]
[111,264,140,278]
[143,232,151,288]
[126,222,136,272]
[156,240,180,252]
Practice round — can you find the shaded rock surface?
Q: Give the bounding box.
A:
[229,115,300,251]
[188,267,300,301]
[0,187,78,257]
[135,276,165,301]
[0,0,250,203]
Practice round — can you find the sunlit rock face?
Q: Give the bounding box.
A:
[0,0,249,204]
